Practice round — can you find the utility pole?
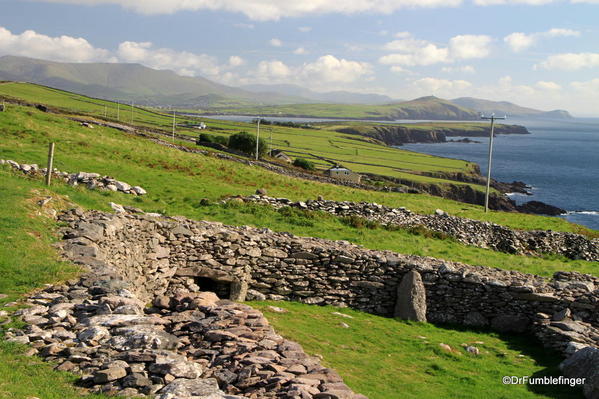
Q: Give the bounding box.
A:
[104,105,107,118]
[481,113,506,213]
[172,110,176,143]
[269,128,273,156]
[130,101,134,124]
[255,117,261,161]
[117,101,120,121]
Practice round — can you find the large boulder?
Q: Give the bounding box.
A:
[394,270,427,322]
[560,346,599,398]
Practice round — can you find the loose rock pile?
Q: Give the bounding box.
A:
[6,212,365,399]
[232,195,599,262]
[9,206,599,398]
[1,159,147,196]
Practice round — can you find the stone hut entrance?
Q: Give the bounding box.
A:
[195,276,232,299]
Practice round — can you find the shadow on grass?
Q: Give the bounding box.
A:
[434,322,583,399]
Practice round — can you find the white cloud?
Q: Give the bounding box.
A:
[300,55,373,83]
[474,0,557,4]
[380,33,491,66]
[269,38,283,47]
[256,60,291,79]
[228,55,245,67]
[413,77,471,93]
[293,47,308,55]
[117,41,220,77]
[0,26,112,63]
[35,0,464,20]
[536,81,561,90]
[390,65,409,74]
[298,26,312,33]
[571,78,599,92]
[442,65,476,73]
[448,35,492,59]
[504,28,580,52]
[536,52,599,70]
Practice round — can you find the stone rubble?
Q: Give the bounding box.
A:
[0,159,146,196]
[7,206,599,398]
[232,195,599,262]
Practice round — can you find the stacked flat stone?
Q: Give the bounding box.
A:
[1,159,146,196]
[232,195,599,262]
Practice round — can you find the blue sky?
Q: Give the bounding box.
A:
[1,0,598,115]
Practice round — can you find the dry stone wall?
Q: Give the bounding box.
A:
[59,208,599,359]
[233,195,599,261]
[1,159,147,195]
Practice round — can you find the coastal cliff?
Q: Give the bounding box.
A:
[337,124,530,146]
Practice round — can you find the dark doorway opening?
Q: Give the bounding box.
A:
[195,277,232,299]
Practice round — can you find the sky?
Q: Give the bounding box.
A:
[0,0,598,115]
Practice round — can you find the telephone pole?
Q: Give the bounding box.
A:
[255,117,261,161]
[117,101,120,121]
[130,101,134,123]
[481,114,506,213]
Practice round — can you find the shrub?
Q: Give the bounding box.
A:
[197,133,228,146]
[292,158,315,170]
[228,131,268,157]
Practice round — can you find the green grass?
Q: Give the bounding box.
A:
[252,301,582,399]
[0,171,111,399]
[1,104,597,277]
[0,91,594,398]
[198,96,478,121]
[0,82,489,188]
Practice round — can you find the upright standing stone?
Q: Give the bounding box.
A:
[394,270,427,322]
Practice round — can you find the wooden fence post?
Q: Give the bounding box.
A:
[45,143,55,186]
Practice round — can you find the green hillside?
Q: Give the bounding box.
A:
[451,97,572,119]
[0,81,594,399]
[0,55,304,107]
[202,96,480,120]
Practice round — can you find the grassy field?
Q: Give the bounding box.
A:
[198,96,478,121]
[0,84,595,399]
[0,173,110,399]
[0,82,494,189]
[0,173,582,399]
[253,301,581,399]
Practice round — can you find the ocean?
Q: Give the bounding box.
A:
[203,114,599,231]
[402,118,599,230]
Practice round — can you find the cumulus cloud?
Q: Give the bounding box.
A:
[300,55,372,83]
[441,65,476,73]
[536,81,561,90]
[228,55,245,67]
[298,26,312,33]
[117,41,220,77]
[293,47,308,55]
[535,52,599,70]
[248,55,372,88]
[413,77,471,93]
[474,0,557,4]
[269,38,283,47]
[0,26,112,62]
[380,33,491,66]
[504,28,580,52]
[35,0,464,20]
[256,60,291,79]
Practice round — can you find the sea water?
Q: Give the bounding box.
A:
[402,118,599,230]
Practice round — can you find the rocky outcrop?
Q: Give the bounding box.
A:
[337,124,530,146]
[1,159,147,196]
[234,195,599,261]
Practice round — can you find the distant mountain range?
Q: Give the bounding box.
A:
[451,97,572,119]
[241,83,396,104]
[0,55,573,119]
